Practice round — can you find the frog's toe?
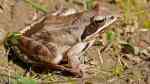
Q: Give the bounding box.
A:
[71,68,83,78]
[62,67,83,77]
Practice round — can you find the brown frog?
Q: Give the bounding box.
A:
[7,11,117,77]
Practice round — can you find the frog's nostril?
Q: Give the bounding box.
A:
[110,16,114,19]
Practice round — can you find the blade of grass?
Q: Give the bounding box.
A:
[15,76,37,84]
[84,0,95,10]
[24,0,48,13]
[144,20,150,29]
[107,31,116,43]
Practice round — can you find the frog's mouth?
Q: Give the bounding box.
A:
[81,15,117,41]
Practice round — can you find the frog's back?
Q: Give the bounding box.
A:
[30,26,81,46]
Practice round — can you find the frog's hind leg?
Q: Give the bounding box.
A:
[18,36,82,77]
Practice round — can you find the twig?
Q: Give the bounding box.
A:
[100,42,113,53]
[97,48,104,64]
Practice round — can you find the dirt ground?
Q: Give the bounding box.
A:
[0,0,150,84]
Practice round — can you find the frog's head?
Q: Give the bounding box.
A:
[81,15,117,41]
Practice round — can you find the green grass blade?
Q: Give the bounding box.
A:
[24,0,48,13]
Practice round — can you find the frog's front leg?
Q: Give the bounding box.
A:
[66,40,94,76]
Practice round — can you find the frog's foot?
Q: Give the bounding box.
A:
[69,64,83,77]
[63,68,83,78]
[47,63,83,77]
[70,64,90,77]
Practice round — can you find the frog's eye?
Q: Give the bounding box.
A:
[93,16,106,23]
[94,15,116,22]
